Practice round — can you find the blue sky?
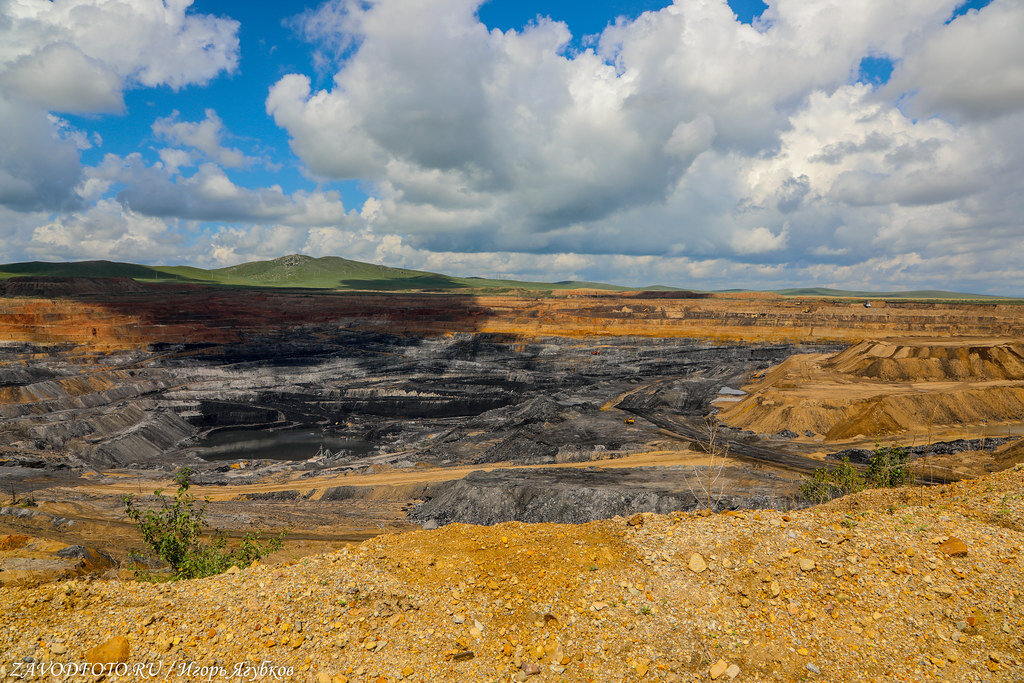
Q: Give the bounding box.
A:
[2,0,1022,294]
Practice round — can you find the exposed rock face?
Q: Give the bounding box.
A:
[2,286,1023,351]
[412,466,796,526]
[0,534,113,587]
[1,332,811,470]
[827,437,1017,464]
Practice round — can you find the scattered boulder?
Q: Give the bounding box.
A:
[939,537,968,557]
[85,636,129,664]
[520,661,540,675]
[55,545,115,572]
[710,659,730,679]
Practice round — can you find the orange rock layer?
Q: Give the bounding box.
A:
[0,287,1022,352]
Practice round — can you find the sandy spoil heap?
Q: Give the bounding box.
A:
[717,339,1024,442]
[824,340,1024,382]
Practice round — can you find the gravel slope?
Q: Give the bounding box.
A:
[2,467,1023,682]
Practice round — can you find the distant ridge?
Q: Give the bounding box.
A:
[0,256,1015,299]
[770,287,1008,300]
[0,255,634,293]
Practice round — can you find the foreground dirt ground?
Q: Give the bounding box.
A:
[3,466,1022,682]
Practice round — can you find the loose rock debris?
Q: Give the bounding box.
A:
[2,466,1023,681]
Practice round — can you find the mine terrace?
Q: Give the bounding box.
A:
[2,274,1023,569]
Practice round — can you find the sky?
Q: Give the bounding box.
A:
[1,0,1022,294]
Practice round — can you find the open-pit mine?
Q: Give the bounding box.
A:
[2,274,1024,584]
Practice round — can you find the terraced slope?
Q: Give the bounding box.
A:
[718,340,1024,442]
[774,287,1008,300]
[824,340,1024,381]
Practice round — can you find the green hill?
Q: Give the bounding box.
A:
[0,256,1015,299]
[0,260,195,282]
[0,255,633,293]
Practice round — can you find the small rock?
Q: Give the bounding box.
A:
[710,659,730,679]
[688,553,708,573]
[50,644,67,655]
[807,663,821,674]
[451,651,475,662]
[454,615,466,624]
[799,558,816,572]
[724,664,741,680]
[521,661,541,675]
[938,537,968,557]
[85,636,129,664]
[770,581,780,597]
[316,672,332,683]
[225,565,240,575]
[627,514,644,527]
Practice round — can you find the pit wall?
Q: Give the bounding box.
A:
[0,290,1022,353]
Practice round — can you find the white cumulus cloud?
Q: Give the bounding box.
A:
[153,109,252,168]
[0,0,240,212]
[253,0,1024,293]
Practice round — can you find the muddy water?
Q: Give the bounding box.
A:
[195,427,372,461]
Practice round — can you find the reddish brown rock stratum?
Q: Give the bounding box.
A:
[1,283,1022,351]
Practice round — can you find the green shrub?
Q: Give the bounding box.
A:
[866,442,912,488]
[800,441,914,504]
[799,456,864,504]
[123,467,284,580]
